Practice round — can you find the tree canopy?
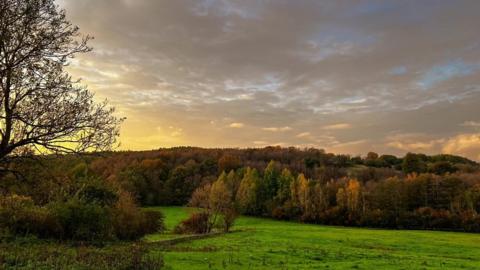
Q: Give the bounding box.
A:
[0,0,122,165]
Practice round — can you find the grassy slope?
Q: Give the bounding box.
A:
[147,207,480,270]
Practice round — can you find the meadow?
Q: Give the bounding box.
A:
[148,207,480,270]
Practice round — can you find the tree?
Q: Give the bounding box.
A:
[223,170,241,200]
[428,161,457,175]
[188,175,238,233]
[402,153,426,174]
[236,167,259,214]
[208,179,233,232]
[366,152,379,161]
[0,0,122,165]
[263,160,280,199]
[257,160,280,213]
[218,155,241,173]
[189,183,212,209]
[345,179,361,214]
[296,174,309,212]
[274,168,294,204]
[378,155,400,168]
[165,165,194,205]
[365,152,380,167]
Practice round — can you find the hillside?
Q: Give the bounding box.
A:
[147,207,480,270]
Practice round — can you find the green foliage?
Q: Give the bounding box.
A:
[2,147,480,241]
[236,168,259,215]
[402,152,427,174]
[165,165,198,205]
[427,161,458,175]
[0,191,164,241]
[49,197,112,241]
[0,195,61,238]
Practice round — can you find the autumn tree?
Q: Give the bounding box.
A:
[236,167,259,214]
[274,168,294,205]
[292,173,320,220]
[296,174,309,212]
[189,183,212,209]
[208,179,236,232]
[345,179,362,214]
[0,0,122,166]
[188,173,239,233]
[336,187,347,209]
[223,170,241,200]
[218,154,241,173]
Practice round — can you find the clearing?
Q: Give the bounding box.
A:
[146,207,480,270]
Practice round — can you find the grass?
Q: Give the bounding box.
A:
[147,206,480,270]
[0,239,164,270]
[3,207,480,269]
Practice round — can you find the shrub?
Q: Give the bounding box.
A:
[111,192,144,240]
[460,211,480,232]
[0,194,62,238]
[49,197,112,241]
[141,210,165,235]
[174,211,211,234]
[220,208,238,233]
[111,192,164,240]
[79,184,119,206]
[0,190,164,241]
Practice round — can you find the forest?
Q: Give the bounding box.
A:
[3,147,480,235]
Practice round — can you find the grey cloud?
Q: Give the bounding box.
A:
[60,0,480,159]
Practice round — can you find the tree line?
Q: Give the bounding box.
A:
[3,147,479,233]
[193,161,480,232]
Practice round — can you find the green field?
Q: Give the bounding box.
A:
[147,207,480,270]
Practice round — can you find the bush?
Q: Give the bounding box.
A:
[174,211,211,234]
[0,194,62,238]
[220,208,238,232]
[79,184,119,206]
[141,210,165,235]
[460,211,480,232]
[0,192,165,241]
[49,197,112,241]
[111,192,165,240]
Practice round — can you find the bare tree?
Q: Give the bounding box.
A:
[0,0,123,164]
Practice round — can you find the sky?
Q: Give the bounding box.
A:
[58,0,480,160]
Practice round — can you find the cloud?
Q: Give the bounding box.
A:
[253,141,268,145]
[387,141,439,152]
[383,132,480,161]
[168,126,184,137]
[322,123,352,130]
[385,133,444,152]
[418,60,480,90]
[296,132,311,138]
[262,126,292,132]
[461,121,480,128]
[442,133,480,160]
[59,0,480,155]
[229,122,245,128]
[389,66,407,76]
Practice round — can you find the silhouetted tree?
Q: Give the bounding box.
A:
[0,0,122,166]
